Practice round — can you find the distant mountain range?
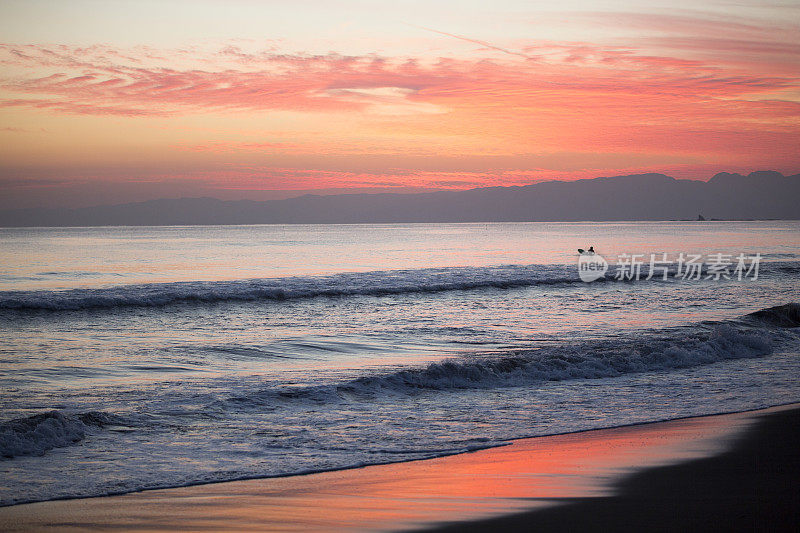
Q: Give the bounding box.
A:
[1,171,798,227]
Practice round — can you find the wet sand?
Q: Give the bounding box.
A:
[0,404,796,532]
[431,404,800,532]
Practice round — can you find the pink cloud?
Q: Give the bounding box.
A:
[1,35,797,119]
[1,13,798,200]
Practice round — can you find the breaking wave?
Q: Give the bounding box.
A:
[4,259,794,314]
[745,303,800,328]
[0,411,116,459]
[2,304,798,506]
[6,265,781,312]
[2,261,794,314]
[224,304,797,406]
[0,265,587,312]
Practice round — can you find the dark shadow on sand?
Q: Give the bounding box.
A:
[427,408,800,532]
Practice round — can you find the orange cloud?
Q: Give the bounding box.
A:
[0,13,798,206]
[1,39,796,118]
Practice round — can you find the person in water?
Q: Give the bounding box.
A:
[588,246,594,253]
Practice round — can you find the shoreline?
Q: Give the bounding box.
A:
[2,403,797,531]
[1,402,795,509]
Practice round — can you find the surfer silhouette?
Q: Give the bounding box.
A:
[578,246,595,255]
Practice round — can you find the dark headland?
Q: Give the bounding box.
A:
[1,170,798,227]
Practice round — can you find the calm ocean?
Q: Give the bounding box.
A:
[1,221,799,505]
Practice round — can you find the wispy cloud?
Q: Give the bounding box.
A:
[406,24,535,60]
[1,7,798,203]
[1,27,797,119]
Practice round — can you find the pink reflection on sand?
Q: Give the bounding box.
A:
[0,409,759,532]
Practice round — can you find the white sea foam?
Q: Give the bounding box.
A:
[1,304,797,507]
[0,411,113,459]
[0,265,580,311]
[2,224,799,508]
[224,305,796,406]
[341,324,772,392]
[2,262,793,313]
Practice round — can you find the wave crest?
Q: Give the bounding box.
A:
[745,303,800,328]
[224,306,796,408]
[338,323,773,393]
[2,261,797,313]
[0,411,114,460]
[1,265,585,312]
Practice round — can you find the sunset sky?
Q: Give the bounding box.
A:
[1,0,798,208]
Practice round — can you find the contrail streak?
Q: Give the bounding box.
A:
[407,24,533,59]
